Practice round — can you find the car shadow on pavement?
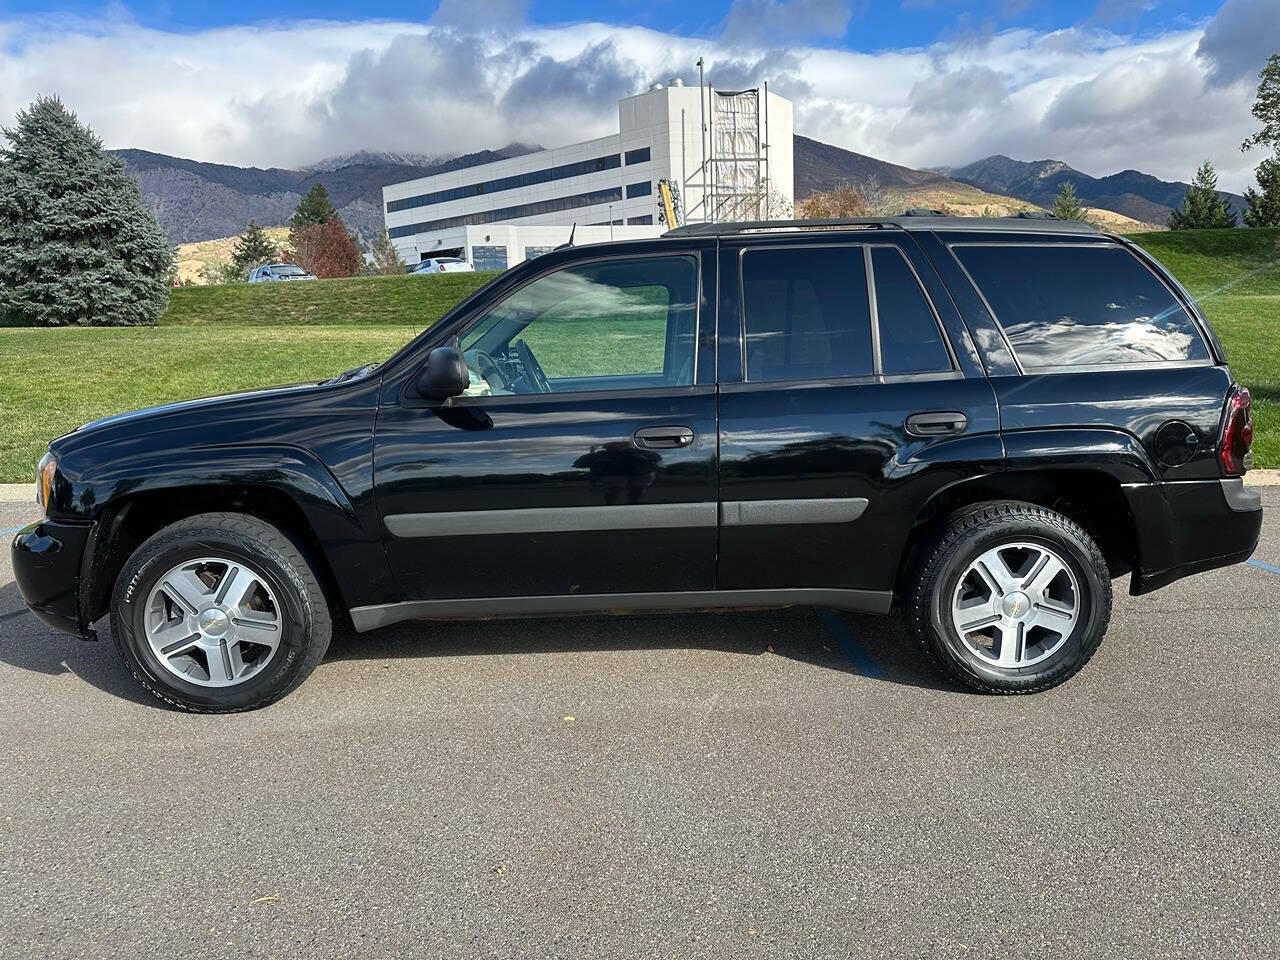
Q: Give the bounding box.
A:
[0,579,956,704]
[324,606,958,693]
[0,581,158,708]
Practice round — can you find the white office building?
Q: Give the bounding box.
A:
[382,81,794,270]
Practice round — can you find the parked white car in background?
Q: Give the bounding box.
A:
[412,257,475,274]
[248,263,317,283]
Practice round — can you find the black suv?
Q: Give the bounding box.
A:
[12,216,1262,711]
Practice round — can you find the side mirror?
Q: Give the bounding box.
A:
[417,345,469,401]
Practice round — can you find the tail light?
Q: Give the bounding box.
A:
[1219,384,1253,476]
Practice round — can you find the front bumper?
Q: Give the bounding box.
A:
[1125,478,1263,595]
[10,519,97,639]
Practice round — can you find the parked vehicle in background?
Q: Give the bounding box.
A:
[247,263,316,283]
[412,257,475,274]
[11,214,1261,712]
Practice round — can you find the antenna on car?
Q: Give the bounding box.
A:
[554,223,577,251]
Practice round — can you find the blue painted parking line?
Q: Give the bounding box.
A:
[1247,558,1280,576]
[816,609,885,679]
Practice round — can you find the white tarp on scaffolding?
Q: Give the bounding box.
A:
[711,89,763,221]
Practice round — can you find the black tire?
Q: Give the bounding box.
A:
[110,512,332,712]
[903,500,1112,694]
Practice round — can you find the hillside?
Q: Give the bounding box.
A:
[114,144,539,246]
[944,155,1245,227]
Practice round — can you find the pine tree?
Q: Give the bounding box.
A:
[291,183,338,228]
[1241,55,1280,229]
[1242,152,1280,228]
[367,228,404,276]
[0,96,172,326]
[229,221,279,277]
[1167,160,1237,229]
[1050,181,1092,223]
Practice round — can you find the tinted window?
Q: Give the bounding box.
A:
[953,244,1209,368]
[741,246,873,382]
[626,181,652,198]
[461,256,698,394]
[471,245,508,271]
[871,247,951,374]
[624,147,651,165]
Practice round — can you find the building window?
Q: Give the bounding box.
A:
[388,187,625,239]
[471,246,509,271]
[626,181,652,199]
[624,147,651,166]
[627,215,654,225]
[524,246,555,260]
[386,153,623,214]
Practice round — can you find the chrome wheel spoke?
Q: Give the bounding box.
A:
[162,569,210,614]
[215,564,258,608]
[1024,551,1066,597]
[996,621,1024,665]
[204,639,234,684]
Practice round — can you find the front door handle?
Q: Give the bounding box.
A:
[634,425,695,449]
[905,411,968,437]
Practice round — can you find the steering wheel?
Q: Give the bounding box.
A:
[469,349,505,391]
[513,339,552,394]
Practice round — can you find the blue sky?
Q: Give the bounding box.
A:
[4,0,1226,48]
[0,0,1271,190]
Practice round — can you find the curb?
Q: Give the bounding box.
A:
[4,472,1279,505]
[0,484,31,503]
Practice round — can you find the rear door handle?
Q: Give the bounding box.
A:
[905,411,968,437]
[634,425,695,449]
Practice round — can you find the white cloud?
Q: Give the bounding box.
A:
[0,3,1266,191]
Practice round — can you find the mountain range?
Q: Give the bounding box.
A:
[112,137,1217,250]
[939,155,1245,226]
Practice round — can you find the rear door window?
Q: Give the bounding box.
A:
[870,247,953,375]
[952,244,1209,369]
[741,246,873,382]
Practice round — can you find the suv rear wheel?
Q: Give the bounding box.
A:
[110,512,331,712]
[904,501,1112,693]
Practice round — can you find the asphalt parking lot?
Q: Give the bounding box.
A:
[1,494,1278,959]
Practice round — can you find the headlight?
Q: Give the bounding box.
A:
[36,452,56,510]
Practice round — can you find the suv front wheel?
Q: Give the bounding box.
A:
[110,512,332,712]
[904,501,1112,694]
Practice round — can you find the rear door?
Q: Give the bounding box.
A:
[373,247,719,602]
[715,232,1002,598]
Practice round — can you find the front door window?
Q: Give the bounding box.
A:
[458,255,699,396]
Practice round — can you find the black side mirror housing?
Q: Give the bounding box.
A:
[417,345,469,401]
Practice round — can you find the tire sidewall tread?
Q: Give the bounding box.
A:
[110,512,332,713]
[903,500,1112,695]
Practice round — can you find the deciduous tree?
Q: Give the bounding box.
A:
[291,219,362,278]
[0,96,172,326]
[367,229,404,276]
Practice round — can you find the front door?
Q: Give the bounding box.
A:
[373,250,718,602]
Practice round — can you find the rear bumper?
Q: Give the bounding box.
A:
[1124,478,1263,595]
[10,519,97,639]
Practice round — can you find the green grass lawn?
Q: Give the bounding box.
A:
[161,271,499,327]
[1131,228,1280,469]
[0,232,1276,482]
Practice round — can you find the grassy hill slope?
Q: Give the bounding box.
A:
[1132,228,1279,467]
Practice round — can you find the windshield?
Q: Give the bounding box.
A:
[272,265,307,277]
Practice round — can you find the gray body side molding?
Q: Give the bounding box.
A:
[384,497,870,538]
[350,587,893,632]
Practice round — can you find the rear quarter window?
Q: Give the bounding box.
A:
[952,244,1209,369]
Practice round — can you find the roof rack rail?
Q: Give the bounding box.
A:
[899,207,947,217]
[662,214,1099,239]
[662,218,886,238]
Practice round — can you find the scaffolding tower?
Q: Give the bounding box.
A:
[705,85,773,223]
